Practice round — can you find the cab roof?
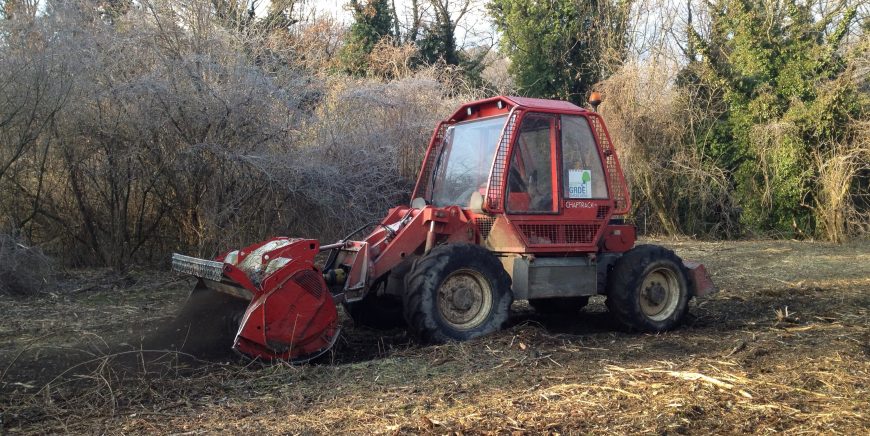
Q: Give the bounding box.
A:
[448,95,587,123]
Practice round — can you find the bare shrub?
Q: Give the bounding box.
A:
[367,37,419,80]
[280,15,346,74]
[480,52,515,95]
[0,1,472,267]
[0,2,315,266]
[278,71,466,241]
[599,59,741,238]
[812,37,870,242]
[0,232,54,296]
[814,119,870,242]
[0,10,71,198]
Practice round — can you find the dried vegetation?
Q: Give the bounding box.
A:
[600,60,742,238]
[0,233,53,296]
[0,1,474,270]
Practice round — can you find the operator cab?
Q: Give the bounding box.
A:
[412,95,630,254]
[420,97,613,212]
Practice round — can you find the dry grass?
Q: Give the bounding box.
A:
[1,239,868,434]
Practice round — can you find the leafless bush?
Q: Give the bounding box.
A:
[277,72,467,241]
[367,37,419,80]
[0,10,71,195]
[0,2,312,266]
[480,51,515,95]
[0,1,469,268]
[599,59,741,238]
[0,232,54,296]
[811,37,870,242]
[813,119,870,242]
[280,15,346,75]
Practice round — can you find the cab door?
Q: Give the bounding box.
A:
[504,113,559,215]
[503,113,612,252]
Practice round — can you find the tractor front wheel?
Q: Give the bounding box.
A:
[403,244,512,343]
[605,245,690,332]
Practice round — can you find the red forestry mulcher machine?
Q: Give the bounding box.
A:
[172,95,716,362]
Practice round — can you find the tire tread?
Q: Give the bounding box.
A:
[403,244,512,343]
[605,244,690,332]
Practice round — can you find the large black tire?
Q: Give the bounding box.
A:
[529,296,590,315]
[605,244,691,332]
[403,243,512,343]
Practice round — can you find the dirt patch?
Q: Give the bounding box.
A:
[1,239,868,434]
[140,286,248,361]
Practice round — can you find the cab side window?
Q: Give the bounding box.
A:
[561,115,607,199]
[506,114,556,213]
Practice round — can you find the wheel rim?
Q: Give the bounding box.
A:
[639,267,681,321]
[437,268,493,330]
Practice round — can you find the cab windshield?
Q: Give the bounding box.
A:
[430,115,507,207]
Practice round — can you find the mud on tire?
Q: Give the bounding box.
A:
[403,243,512,343]
[605,244,690,332]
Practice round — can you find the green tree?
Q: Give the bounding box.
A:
[685,0,862,235]
[487,0,631,104]
[340,0,396,76]
[416,0,469,66]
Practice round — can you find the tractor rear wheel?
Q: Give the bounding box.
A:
[605,245,690,332]
[403,243,512,343]
[529,296,589,315]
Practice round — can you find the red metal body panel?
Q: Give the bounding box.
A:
[602,225,637,253]
[223,238,339,361]
[342,241,370,293]
[445,96,515,121]
[335,205,477,298]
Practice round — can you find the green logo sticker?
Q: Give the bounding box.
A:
[568,169,592,199]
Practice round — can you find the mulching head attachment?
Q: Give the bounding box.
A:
[172,238,339,362]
